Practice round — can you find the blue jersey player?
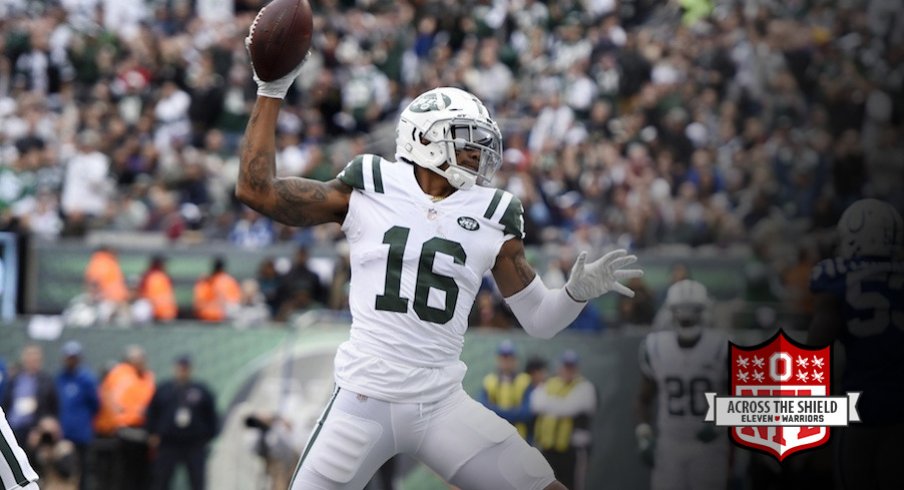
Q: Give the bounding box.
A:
[808,198,904,490]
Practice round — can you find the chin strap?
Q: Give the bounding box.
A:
[443,165,476,190]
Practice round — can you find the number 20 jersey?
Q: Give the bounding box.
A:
[640,329,728,440]
[334,155,524,403]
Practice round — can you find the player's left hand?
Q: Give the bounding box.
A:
[565,249,644,301]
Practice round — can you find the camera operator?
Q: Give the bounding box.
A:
[27,417,78,489]
[244,412,298,490]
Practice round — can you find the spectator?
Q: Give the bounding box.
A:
[193,257,242,322]
[567,301,605,333]
[523,356,549,444]
[60,130,112,236]
[83,246,129,318]
[229,207,275,249]
[137,256,177,322]
[234,279,271,328]
[55,341,99,490]
[617,277,656,326]
[532,350,597,490]
[326,243,351,311]
[274,247,326,321]
[94,345,155,490]
[255,258,283,317]
[469,290,513,329]
[478,340,533,441]
[1,345,58,444]
[0,356,7,399]
[146,355,218,490]
[153,80,192,155]
[656,263,691,307]
[26,416,79,489]
[0,0,894,265]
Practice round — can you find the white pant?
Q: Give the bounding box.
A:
[290,387,555,490]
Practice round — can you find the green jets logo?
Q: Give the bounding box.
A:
[409,93,452,113]
[457,216,480,231]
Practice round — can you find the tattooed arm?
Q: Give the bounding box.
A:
[236,97,351,226]
[492,238,539,297]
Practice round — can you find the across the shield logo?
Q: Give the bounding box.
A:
[730,330,831,461]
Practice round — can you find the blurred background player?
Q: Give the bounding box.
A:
[635,279,730,490]
[808,198,904,490]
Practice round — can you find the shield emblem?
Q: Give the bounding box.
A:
[730,330,831,461]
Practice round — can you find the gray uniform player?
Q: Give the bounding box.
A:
[236,51,644,489]
[636,280,730,490]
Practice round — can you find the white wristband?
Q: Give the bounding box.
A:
[504,276,586,339]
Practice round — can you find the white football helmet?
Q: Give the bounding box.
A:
[664,279,711,341]
[395,87,502,190]
[837,199,903,259]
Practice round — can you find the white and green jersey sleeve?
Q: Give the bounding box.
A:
[0,407,39,490]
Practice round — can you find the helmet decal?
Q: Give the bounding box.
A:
[837,199,903,259]
[395,87,502,190]
[409,93,453,113]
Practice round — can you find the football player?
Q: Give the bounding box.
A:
[808,198,904,489]
[0,407,40,490]
[635,280,730,490]
[236,54,644,489]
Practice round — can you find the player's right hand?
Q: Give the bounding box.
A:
[695,425,719,443]
[565,249,644,301]
[243,35,308,100]
[635,423,655,467]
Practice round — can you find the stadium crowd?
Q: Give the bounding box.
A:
[0,0,898,327]
[1,0,900,256]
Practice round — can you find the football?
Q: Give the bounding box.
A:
[247,0,313,82]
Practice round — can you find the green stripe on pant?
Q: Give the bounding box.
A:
[288,386,341,489]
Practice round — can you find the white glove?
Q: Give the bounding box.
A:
[635,423,655,466]
[564,249,644,301]
[244,36,307,99]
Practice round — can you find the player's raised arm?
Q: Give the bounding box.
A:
[493,237,644,339]
[235,41,350,227]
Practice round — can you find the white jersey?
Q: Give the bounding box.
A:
[640,329,728,440]
[1,407,39,490]
[334,154,524,403]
